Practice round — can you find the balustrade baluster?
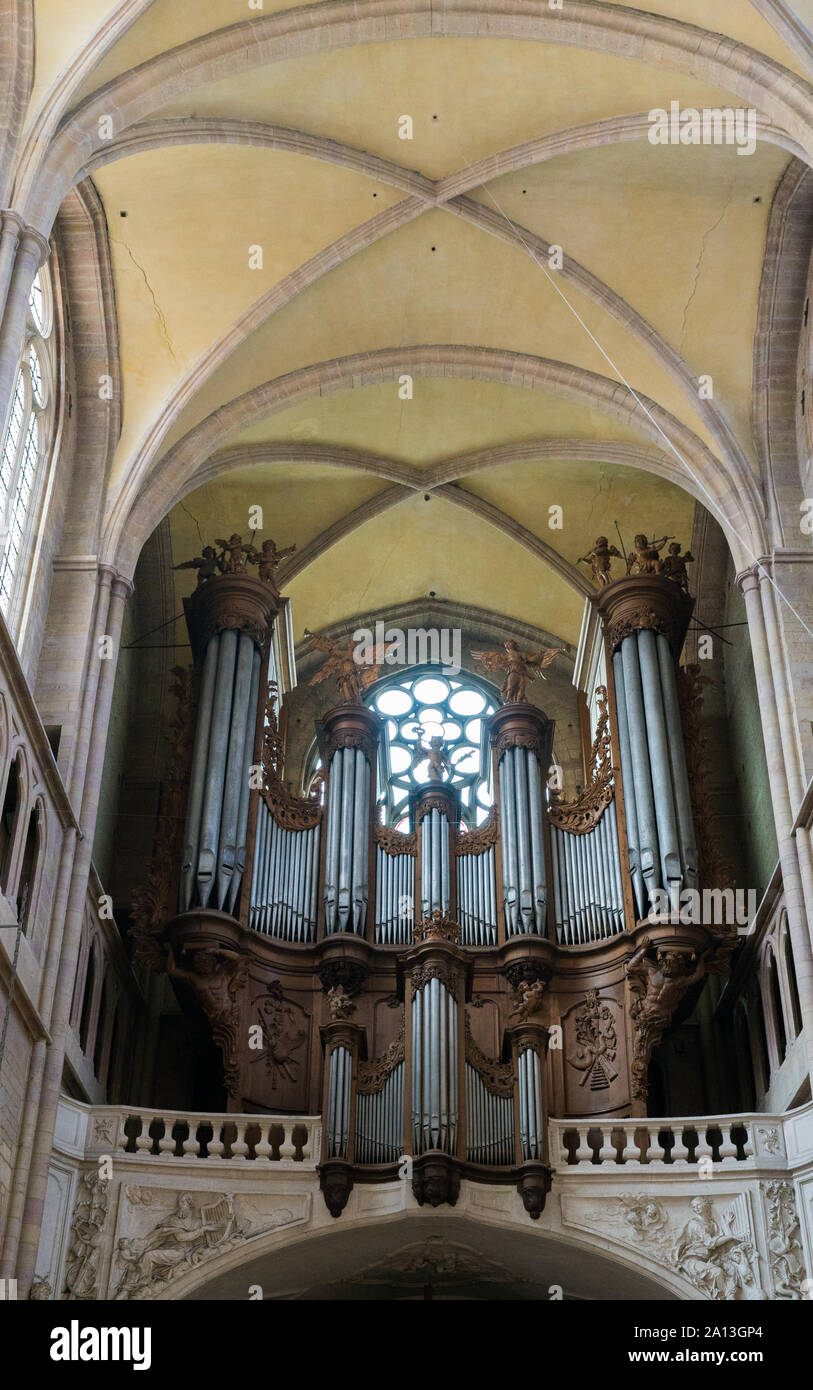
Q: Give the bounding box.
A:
[231,1121,249,1159]
[157,1119,175,1157]
[182,1119,200,1159]
[574,1129,592,1165]
[279,1123,297,1161]
[717,1126,737,1162]
[597,1129,616,1164]
[255,1124,272,1160]
[671,1127,690,1164]
[135,1116,155,1157]
[620,1127,640,1164]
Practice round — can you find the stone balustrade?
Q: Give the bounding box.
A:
[550,1115,766,1169]
[29,1096,813,1302]
[63,1100,322,1167]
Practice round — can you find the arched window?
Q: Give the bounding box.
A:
[78,946,97,1055]
[0,266,57,626]
[16,800,41,932]
[93,977,109,1077]
[365,667,498,830]
[768,950,788,1063]
[0,754,21,890]
[782,926,803,1040]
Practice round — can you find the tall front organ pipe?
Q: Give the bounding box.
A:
[319,705,380,936]
[178,572,279,917]
[491,704,553,937]
[600,576,698,915]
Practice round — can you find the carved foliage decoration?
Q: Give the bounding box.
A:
[375,822,417,857]
[414,910,461,944]
[454,804,498,856]
[763,1181,806,1299]
[464,1014,513,1097]
[411,961,459,998]
[131,666,198,967]
[357,1020,405,1095]
[548,686,616,834]
[605,606,675,655]
[262,681,322,830]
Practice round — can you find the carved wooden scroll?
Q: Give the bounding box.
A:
[356,1022,405,1095]
[464,1016,513,1097]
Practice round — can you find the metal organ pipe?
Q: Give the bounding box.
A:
[227,646,262,916]
[612,650,645,918]
[180,636,219,912]
[411,978,458,1154]
[197,629,239,907]
[216,632,255,909]
[637,627,681,900]
[620,635,659,910]
[657,632,699,891]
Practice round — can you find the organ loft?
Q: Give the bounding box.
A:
[130,527,737,1222]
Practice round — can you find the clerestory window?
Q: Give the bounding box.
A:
[0,267,57,628]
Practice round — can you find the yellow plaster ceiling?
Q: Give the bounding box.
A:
[226,380,647,463]
[41,3,801,641]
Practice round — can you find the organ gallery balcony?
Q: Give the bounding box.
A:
[31,1096,813,1301]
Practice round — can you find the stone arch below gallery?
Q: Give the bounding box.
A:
[169,1207,686,1303]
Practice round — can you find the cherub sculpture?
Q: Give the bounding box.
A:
[173,544,223,587]
[305,630,396,704]
[215,532,258,574]
[661,541,693,592]
[578,536,623,587]
[411,730,452,782]
[326,984,356,1021]
[626,532,673,576]
[250,537,297,587]
[473,638,562,702]
[511,977,547,1022]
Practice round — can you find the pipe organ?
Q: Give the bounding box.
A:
[141,550,737,1220]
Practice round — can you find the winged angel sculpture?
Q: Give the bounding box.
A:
[473,639,562,703]
[305,630,397,704]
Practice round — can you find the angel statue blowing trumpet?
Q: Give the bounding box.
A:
[473,639,563,703]
[305,629,398,704]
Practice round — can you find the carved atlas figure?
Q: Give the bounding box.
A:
[305,629,397,703]
[473,638,563,702]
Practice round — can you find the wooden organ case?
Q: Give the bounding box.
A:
[133,556,736,1220]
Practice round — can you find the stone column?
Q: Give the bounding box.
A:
[10,570,132,1294]
[0,224,48,437]
[740,568,813,1078]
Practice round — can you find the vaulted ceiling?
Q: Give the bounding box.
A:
[26,0,813,644]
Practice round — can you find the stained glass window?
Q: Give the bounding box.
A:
[366,666,498,831]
